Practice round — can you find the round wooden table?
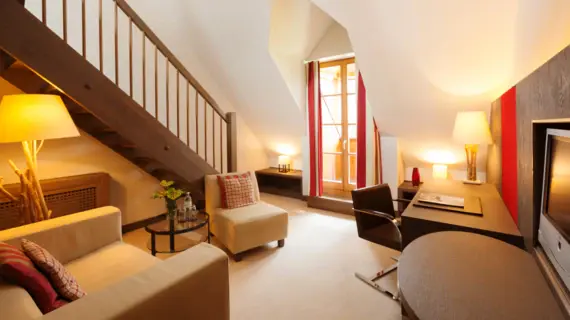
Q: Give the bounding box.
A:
[398,231,565,320]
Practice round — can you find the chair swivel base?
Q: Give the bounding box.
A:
[355,261,399,301]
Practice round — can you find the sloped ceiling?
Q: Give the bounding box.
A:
[180,0,324,161]
[311,0,570,170]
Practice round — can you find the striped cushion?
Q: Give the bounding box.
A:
[217,172,256,209]
[22,239,86,301]
[0,242,64,314]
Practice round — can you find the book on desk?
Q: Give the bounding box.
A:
[413,192,483,217]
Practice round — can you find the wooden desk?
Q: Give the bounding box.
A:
[399,232,565,320]
[401,180,524,249]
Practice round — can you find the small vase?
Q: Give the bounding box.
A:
[412,167,421,187]
[165,198,177,221]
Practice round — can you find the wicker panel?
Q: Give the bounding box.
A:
[46,187,97,218]
[0,173,110,231]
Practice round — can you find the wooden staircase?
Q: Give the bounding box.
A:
[0,0,237,202]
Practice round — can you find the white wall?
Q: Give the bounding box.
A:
[0,78,163,225]
[403,166,487,184]
[307,21,353,61]
[380,136,404,204]
[174,1,304,171]
[268,0,333,169]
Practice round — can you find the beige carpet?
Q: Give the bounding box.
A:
[124,193,402,320]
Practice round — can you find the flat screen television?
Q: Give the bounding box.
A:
[539,128,570,291]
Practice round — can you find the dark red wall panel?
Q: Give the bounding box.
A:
[501,86,518,224]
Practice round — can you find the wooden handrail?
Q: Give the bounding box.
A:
[114,0,227,121]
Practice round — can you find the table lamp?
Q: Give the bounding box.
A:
[278,155,291,173]
[432,164,448,180]
[452,111,492,184]
[0,94,80,223]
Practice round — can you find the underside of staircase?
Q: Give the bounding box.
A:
[0,0,236,203]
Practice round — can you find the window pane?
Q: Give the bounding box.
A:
[348,94,357,124]
[349,154,357,184]
[323,153,342,182]
[347,63,356,94]
[322,125,343,153]
[320,66,341,95]
[348,125,357,153]
[322,96,342,124]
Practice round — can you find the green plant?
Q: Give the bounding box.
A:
[153,180,185,201]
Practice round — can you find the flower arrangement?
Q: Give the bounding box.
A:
[153,180,185,220]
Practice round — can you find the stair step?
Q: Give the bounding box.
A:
[0,50,16,74]
[133,157,164,172]
[71,113,114,135]
[92,132,134,149]
[1,61,47,93]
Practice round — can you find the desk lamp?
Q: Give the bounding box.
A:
[452,111,492,184]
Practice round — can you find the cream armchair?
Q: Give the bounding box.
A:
[205,171,288,261]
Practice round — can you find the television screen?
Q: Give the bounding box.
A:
[545,135,570,241]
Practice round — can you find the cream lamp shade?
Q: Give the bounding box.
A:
[278,155,291,166]
[0,94,79,143]
[432,164,448,179]
[452,111,492,145]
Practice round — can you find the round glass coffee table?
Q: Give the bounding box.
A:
[144,211,210,256]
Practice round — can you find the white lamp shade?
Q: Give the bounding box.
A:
[278,155,291,165]
[452,111,492,145]
[0,94,80,143]
[432,164,448,179]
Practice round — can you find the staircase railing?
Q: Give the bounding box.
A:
[22,0,236,173]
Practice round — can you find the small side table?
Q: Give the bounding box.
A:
[144,211,210,256]
[255,167,303,199]
[397,181,422,212]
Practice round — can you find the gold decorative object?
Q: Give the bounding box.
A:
[0,94,80,223]
[452,111,492,185]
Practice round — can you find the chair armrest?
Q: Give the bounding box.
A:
[353,208,402,248]
[44,243,230,320]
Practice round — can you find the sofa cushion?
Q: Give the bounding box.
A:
[217,172,256,209]
[212,201,288,253]
[22,239,86,301]
[65,242,160,293]
[0,242,64,314]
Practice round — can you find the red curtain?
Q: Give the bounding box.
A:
[307,61,323,197]
[356,73,367,188]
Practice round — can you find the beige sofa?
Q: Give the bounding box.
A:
[0,206,229,320]
[205,172,288,261]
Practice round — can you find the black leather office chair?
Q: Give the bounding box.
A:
[351,184,409,300]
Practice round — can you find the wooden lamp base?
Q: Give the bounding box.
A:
[0,140,51,224]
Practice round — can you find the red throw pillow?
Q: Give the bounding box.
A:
[22,239,86,301]
[0,242,65,314]
[217,172,256,209]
